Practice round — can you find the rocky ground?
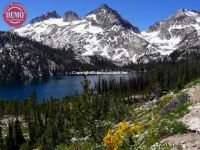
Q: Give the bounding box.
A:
[161,83,200,150]
[180,103,200,132]
[161,133,200,150]
[184,83,200,102]
[0,115,26,137]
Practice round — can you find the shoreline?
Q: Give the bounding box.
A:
[68,71,129,75]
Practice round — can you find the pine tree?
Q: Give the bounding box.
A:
[41,136,48,150]
[5,121,15,150]
[28,122,35,146]
[81,75,91,95]
[28,90,37,109]
[14,118,25,149]
[0,126,4,149]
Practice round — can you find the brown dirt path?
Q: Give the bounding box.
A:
[161,133,200,150]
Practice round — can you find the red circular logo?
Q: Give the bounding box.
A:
[3,2,27,27]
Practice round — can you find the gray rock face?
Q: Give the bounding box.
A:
[142,8,200,62]
[169,30,200,61]
[147,9,198,32]
[146,9,200,40]
[170,27,196,38]
[30,11,61,24]
[63,11,79,22]
[178,30,200,49]
[86,4,140,33]
[159,28,171,40]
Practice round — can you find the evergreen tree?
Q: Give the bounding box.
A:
[81,75,91,95]
[41,136,48,150]
[28,121,36,146]
[0,126,5,150]
[5,121,15,150]
[28,90,37,110]
[14,118,25,149]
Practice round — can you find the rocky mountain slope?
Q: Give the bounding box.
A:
[0,31,79,81]
[12,4,200,65]
[142,9,200,59]
[0,31,117,81]
[14,4,157,65]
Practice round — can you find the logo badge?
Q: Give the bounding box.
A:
[3,2,27,27]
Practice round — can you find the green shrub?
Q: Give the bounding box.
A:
[169,121,188,134]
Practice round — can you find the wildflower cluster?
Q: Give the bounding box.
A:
[103,122,142,150]
[150,142,172,150]
[160,94,188,115]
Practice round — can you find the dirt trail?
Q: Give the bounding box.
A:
[183,83,200,102]
[161,84,200,149]
[161,133,200,150]
[180,84,200,131]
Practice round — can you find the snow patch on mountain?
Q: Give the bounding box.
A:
[71,21,103,34]
[86,14,97,21]
[142,31,181,55]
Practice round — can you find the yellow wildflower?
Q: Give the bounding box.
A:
[130,124,142,133]
[104,122,143,150]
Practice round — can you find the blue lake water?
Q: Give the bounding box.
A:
[0,74,136,101]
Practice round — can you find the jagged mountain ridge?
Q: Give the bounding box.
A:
[63,11,79,22]
[85,4,140,32]
[14,5,200,64]
[14,4,157,65]
[30,10,61,24]
[142,9,200,57]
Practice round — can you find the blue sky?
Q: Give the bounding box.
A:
[0,0,200,31]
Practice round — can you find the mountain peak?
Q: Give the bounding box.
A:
[175,9,190,16]
[99,4,110,9]
[177,8,187,12]
[146,8,200,33]
[63,11,79,22]
[86,4,118,17]
[85,4,140,33]
[30,10,61,24]
[173,9,200,18]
